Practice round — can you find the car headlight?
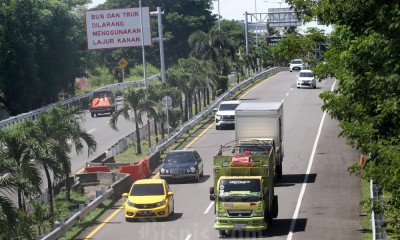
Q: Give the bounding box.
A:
[215,114,221,119]
[160,168,166,174]
[190,167,196,173]
[155,199,166,207]
[165,169,170,174]
[127,200,136,207]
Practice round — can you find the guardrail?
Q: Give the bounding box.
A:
[0,74,160,129]
[37,67,280,239]
[152,67,281,154]
[370,179,387,240]
[41,187,114,240]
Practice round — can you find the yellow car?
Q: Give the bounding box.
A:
[122,179,174,221]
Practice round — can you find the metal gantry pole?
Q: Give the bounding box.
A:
[139,0,147,90]
[245,12,249,55]
[157,7,166,82]
[218,0,221,30]
[255,0,258,47]
[139,0,151,148]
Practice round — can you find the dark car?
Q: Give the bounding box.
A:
[159,150,204,182]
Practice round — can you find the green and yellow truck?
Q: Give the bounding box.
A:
[209,140,278,237]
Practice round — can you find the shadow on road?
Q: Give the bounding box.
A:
[221,218,308,239]
[275,173,317,187]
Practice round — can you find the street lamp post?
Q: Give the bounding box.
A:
[214,0,221,30]
[139,0,152,149]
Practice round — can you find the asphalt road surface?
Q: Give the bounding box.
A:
[74,71,363,240]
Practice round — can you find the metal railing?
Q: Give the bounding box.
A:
[370,179,387,240]
[0,74,160,129]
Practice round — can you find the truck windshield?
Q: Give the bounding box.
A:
[219,179,261,193]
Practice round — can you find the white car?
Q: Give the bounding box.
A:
[215,100,240,130]
[289,59,304,72]
[297,70,316,89]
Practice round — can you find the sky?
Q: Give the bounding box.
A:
[87,0,332,34]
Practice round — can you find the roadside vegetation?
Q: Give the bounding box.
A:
[288,0,400,236]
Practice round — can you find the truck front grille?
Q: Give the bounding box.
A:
[227,210,252,217]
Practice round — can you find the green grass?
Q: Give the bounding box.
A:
[361,179,400,240]
[59,198,120,240]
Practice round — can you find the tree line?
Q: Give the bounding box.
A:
[287,0,400,234]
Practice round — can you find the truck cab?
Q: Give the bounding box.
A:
[210,140,278,237]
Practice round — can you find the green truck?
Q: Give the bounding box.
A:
[209,140,278,237]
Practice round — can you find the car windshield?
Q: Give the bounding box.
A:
[219,103,239,111]
[130,183,165,196]
[291,60,302,64]
[299,72,314,77]
[164,152,195,163]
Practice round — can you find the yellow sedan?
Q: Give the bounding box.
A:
[122,179,174,221]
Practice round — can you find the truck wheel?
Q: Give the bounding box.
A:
[276,164,282,180]
[264,210,273,225]
[216,126,220,130]
[91,112,95,118]
[272,195,278,218]
[219,230,230,238]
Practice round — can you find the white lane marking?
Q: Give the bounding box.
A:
[87,128,96,133]
[204,202,214,214]
[67,128,96,144]
[286,92,289,97]
[290,88,294,91]
[185,234,192,240]
[287,81,336,240]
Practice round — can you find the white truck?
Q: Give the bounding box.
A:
[235,102,284,179]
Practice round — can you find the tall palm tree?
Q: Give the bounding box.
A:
[188,28,235,76]
[0,160,18,235]
[33,105,96,201]
[166,63,190,122]
[110,88,156,155]
[0,124,42,211]
[25,105,96,226]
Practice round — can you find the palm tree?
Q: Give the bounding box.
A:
[188,28,234,76]
[0,160,18,235]
[110,88,156,155]
[0,124,42,211]
[33,105,96,201]
[25,105,96,226]
[166,63,190,122]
